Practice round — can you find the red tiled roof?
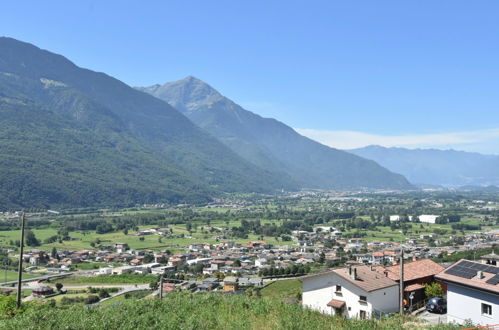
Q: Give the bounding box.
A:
[404,283,425,292]
[327,300,345,308]
[334,265,398,292]
[382,259,444,282]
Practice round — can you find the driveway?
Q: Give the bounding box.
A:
[419,310,447,325]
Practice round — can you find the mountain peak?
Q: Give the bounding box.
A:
[140,76,224,114]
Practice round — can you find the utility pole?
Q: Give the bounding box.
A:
[159,274,164,300]
[16,212,26,309]
[399,247,404,314]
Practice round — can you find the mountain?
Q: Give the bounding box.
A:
[137,77,412,190]
[348,145,499,187]
[0,37,294,209]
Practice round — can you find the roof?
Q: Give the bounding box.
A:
[404,283,425,292]
[334,266,398,292]
[327,299,345,308]
[435,259,499,294]
[381,259,444,282]
[480,252,499,261]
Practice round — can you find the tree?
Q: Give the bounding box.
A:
[55,283,63,292]
[123,228,128,235]
[84,295,100,304]
[425,282,444,298]
[51,247,58,259]
[25,230,40,246]
[98,289,110,298]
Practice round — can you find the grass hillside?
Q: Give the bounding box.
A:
[0,293,460,330]
[260,280,302,300]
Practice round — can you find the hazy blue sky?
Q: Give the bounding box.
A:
[1,1,499,153]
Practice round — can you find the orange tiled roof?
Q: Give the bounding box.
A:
[334,265,398,292]
[327,299,345,308]
[382,259,444,282]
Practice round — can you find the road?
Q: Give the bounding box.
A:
[94,284,150,305]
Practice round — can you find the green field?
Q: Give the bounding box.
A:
[0,219,295,253]
[260,279,302,300]
[0,271,36,283]
[59,274,156,286]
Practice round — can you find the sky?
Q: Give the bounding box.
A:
[1,1,499,154]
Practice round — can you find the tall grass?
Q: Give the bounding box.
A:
[0,292,461,330]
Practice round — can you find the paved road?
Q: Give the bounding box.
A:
[419,311,447,325]
[95,284,150,305]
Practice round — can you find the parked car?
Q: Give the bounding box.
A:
[426,297,447,313]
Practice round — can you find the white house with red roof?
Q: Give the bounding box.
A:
[302,265,399,319]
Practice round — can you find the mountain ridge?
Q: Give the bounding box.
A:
[348,145,499,187]
[138,77,413,190]
[0,37,295,209]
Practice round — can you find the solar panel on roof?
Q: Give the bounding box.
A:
[460,270,473,278]
[485,266,499,274]
[460,261,474,267]
[485,274,499,285]
[469,263,483,270]
[445,268,460,275]
[476,264,489,272]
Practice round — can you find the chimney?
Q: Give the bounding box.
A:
[384,270,389,277]
[412,256,417,262]
[477,271,483,280]
[351,267,357,280]
[348,265,352,276]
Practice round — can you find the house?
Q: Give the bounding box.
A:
[418,215,439,224]
[375,258,445,307]
[249,278,263,287]
[198,278,219,291]
[162,282,176,294]
[480,252,499,266]
[436,259,499,326]
[223,276,238,292]
[114,243,129,253]
[31,284,54,297]
[302,265,399,319]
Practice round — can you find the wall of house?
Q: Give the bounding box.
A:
[447,283,499,326]
[302,272,399,318]
[302,274,336,315]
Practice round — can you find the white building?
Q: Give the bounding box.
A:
[302,265,399,319]
[418,215,439,224]
[436,259,499,326]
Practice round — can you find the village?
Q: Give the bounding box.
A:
[0,191,498,326]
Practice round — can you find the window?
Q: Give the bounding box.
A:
[359,295,367,302]
[359,310,366,319]
[335,285,342,293]
[482,303,492,316]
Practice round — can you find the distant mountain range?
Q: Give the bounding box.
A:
[348,145,499,187]
[137,77,412,191]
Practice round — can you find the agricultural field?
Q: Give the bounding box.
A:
[0,271,36,283]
